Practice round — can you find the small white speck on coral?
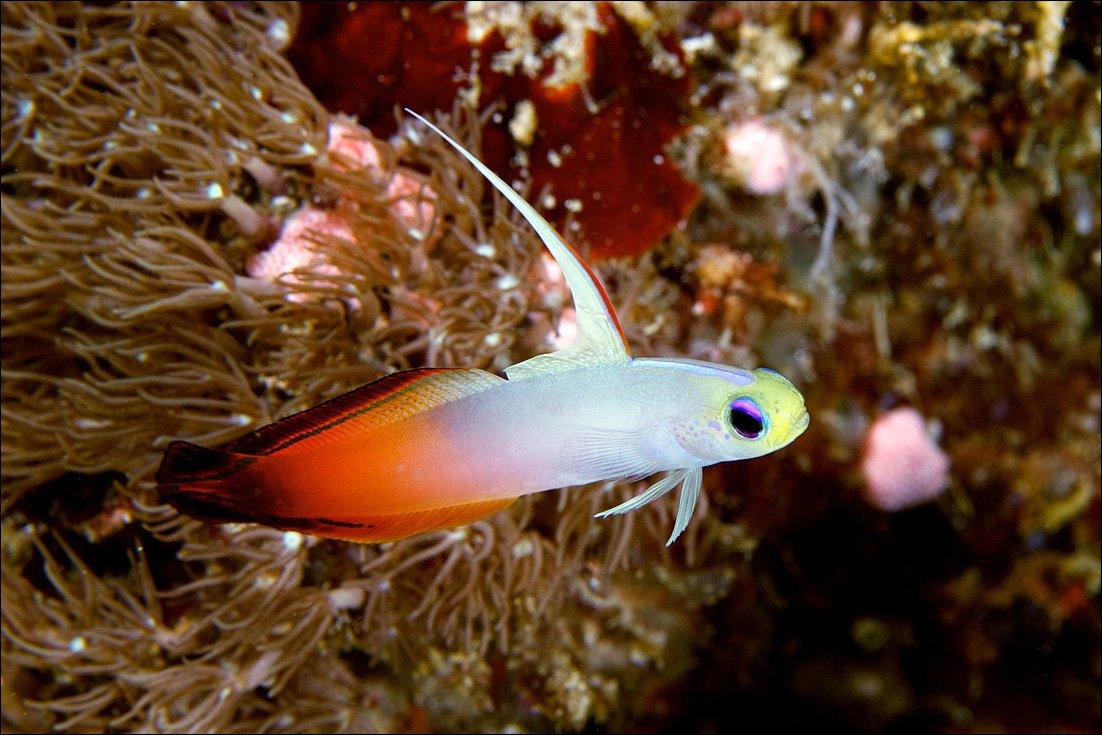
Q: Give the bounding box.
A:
[267,18,290,47]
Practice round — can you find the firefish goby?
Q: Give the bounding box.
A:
[156,109,809,546]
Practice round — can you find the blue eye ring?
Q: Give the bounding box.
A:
[729,397,767,439]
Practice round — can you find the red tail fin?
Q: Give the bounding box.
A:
[156,441,261,524]
[156,441,257,484]
[156,440,518,543]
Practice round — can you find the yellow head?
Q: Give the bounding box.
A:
[644,360,809,464]
[731,367,811,454]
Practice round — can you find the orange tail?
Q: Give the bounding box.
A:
[156,368,518,542]
[157,441,374,536]
[157,438,516,542]
[156,441,263,525]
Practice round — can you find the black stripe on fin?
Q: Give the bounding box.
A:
[156,441,256,485]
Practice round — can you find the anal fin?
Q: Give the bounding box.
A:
[327,497,517,543]
[172,496,518,544]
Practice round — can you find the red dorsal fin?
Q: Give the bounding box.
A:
[230,367,501,456]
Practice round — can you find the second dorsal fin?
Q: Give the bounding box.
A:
[230,368,501,456]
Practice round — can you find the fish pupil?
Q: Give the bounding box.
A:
[730,400,765,439]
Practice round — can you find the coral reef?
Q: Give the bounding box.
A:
[2,2,1099,734]
[288,1,701,259]
[0,3,727,732]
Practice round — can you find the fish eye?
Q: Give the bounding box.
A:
[729,398,766,439]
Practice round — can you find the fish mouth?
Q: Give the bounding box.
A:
[787,410,810,442]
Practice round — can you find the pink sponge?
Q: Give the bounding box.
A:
[861,407,951,511]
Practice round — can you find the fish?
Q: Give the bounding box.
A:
[156,109,810,546]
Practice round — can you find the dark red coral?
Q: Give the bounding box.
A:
[288,2,699,259]
[289,3,471,137]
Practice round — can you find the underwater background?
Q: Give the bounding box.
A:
[2,2,1098,732]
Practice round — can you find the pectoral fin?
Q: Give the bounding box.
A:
[667,467,702,547]
[406,109,631,379]
[594,467,703,546]
[595,469,688,517]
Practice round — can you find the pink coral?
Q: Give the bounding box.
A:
[245,206,351,300]
[861,407,951,511]
[721,118,804,195]
[247,119,439,303]
[328,118,387,171]
[328,119,437,243]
